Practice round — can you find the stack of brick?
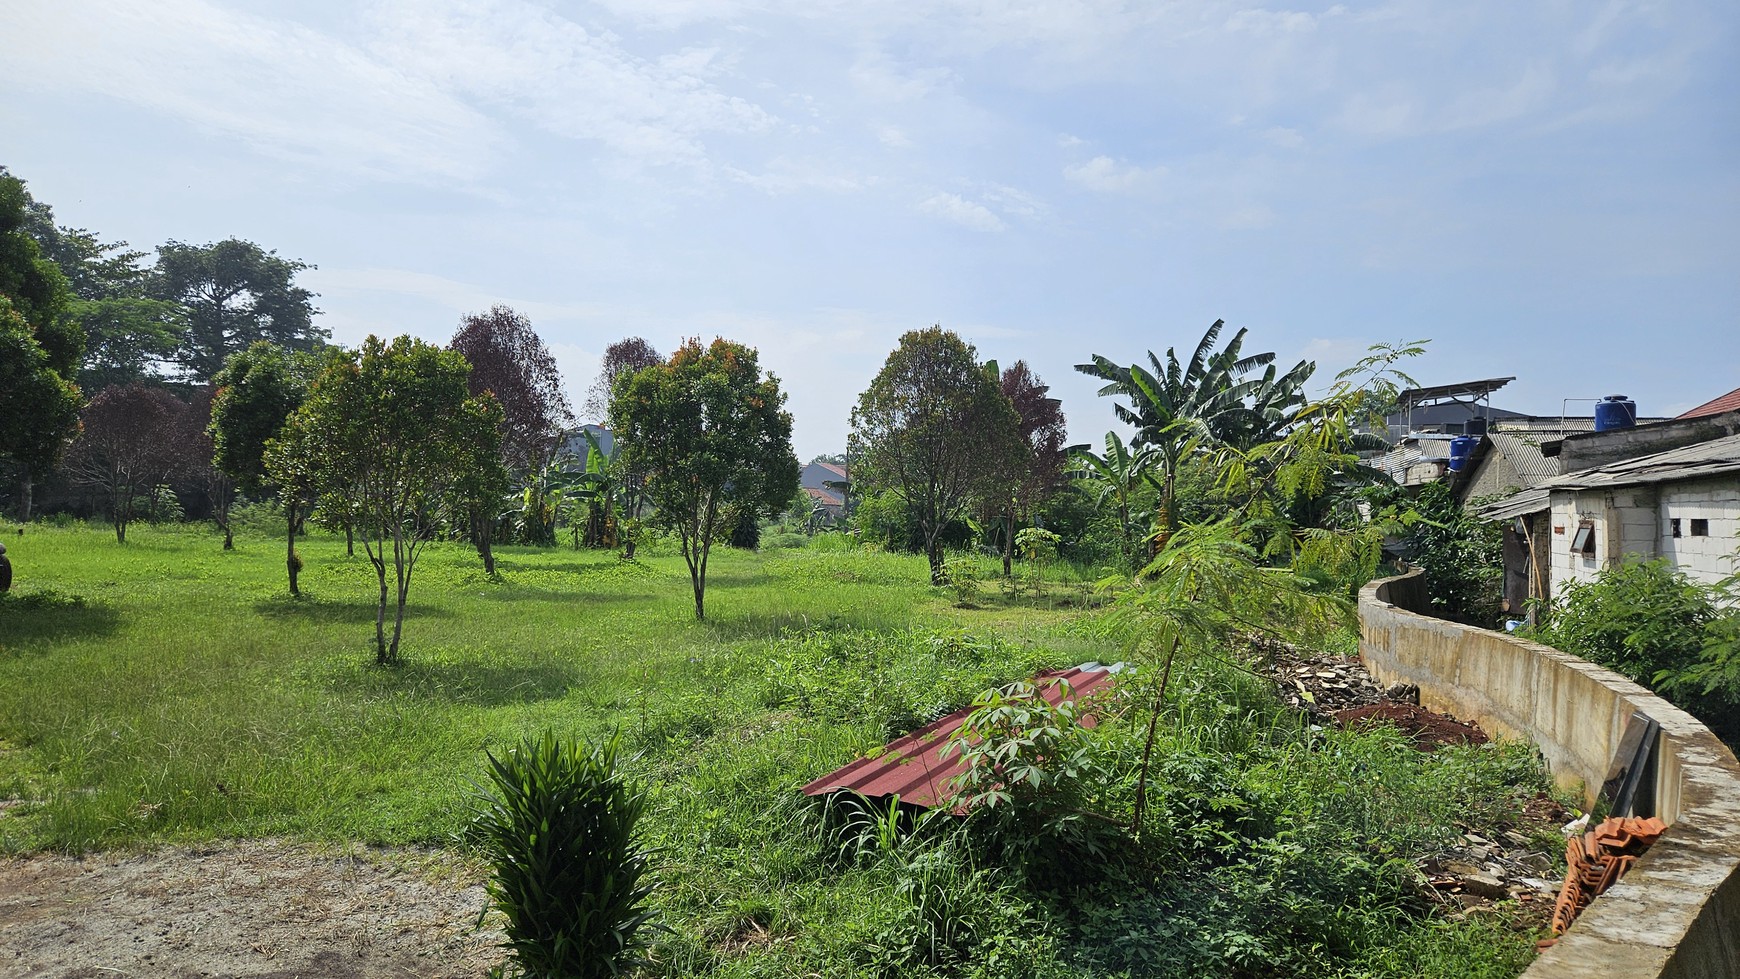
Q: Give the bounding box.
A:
[1549,815,1667,936]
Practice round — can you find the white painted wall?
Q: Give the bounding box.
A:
[1546,476,1740,599]
[1658,477,1740,588]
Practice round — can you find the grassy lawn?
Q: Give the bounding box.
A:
[0,522,1549,978]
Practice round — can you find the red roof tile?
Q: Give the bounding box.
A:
[1677,385,1740,420]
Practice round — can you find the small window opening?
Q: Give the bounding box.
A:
[1671,518,1682,538]
[1570,520,1596,557]
[1691,518,1710,537]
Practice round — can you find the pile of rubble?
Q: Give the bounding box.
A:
[1418,792,1573,927]
[1262,645,1488,749]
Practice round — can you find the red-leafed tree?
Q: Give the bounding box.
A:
[65,384,190,543]
[451,305,573,475]
[584,337,662,422]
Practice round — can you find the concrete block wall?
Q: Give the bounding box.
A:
[1658,477,1740,588]
[1360,570,1740,979]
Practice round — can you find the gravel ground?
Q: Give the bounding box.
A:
[0,840,502,978]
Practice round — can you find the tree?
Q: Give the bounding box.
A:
[269,335,504,664]
[450,306,573,571]
[451,305,574,473]
[1077,320,1313,547]
[584,337,662,421]
[0,172,81,520]
[210,341,319,589]
[180,387,237,549]
[850,327,1023,583]
[150,238,325,383]
[1069,432,1156,571]
[65,385,189,542]
[610,338,798,619]
[14,182,182,389]
[996,361,1068,576]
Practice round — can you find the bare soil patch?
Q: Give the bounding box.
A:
[1334,702,1489,750]
[0,840,501,978]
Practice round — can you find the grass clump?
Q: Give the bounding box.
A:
[471,731,658,978]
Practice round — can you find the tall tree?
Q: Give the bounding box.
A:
[65,385,189,543]
[269,335,504,664]
[610,338,798,619]
[451,305,574,473]
[150,239,325,383]
[181,386,237,549]
[209,342,317,590]
[0,172,81,520]
[14,182,182,389]
[584,337,661,421]
[850,326,1023,584]
[993,361,1069,576]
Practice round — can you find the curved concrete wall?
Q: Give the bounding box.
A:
[1360,570,1740,979]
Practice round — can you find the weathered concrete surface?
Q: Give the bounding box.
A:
[1360,570,1740,979]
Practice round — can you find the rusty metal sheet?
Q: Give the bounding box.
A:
[800,665,1124,809]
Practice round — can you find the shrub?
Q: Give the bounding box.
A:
[1529,558,1717,684]
[471,731,658,979]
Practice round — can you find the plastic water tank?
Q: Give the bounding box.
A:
[1595,395,1637,432]
[1448,435,1478,472]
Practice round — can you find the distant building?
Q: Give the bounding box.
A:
[555,424,613,464]
[800,460,851,522]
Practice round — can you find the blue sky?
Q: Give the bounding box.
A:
[5,0,1737,459]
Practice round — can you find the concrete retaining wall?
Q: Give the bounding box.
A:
[1359,570,1740,978]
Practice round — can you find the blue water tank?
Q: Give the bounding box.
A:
[1595,395,1637,432]
[1448,435,1478,472]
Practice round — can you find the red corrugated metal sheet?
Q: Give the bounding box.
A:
[800,665,1123,809]
[1677,386,1740,421]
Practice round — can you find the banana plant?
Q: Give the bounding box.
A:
[1069,431,1158,568]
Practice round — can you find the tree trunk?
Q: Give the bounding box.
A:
[388,533,409,665]
[372,550,390,665]
[221,522,233,550]
[472,511,495,575]
[1002,507,1015,578]
[14,466,32,523]
[345,524,354,557]
[926,537,945,585]
[286,502,302,597]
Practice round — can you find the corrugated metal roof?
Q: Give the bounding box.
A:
[1548,432,1740,491]
[800,665,1124,809]
[1677,386,1740,421]
[1476,487,1551,521]
[1486,431,1561,486]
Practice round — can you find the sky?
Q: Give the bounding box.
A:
[4,0,1737,460]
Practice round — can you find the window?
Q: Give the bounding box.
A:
[1691,518,1710,537]
[1570,520,1596,557]
[1671,518,1682,538]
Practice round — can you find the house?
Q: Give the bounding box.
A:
[555,424,614,465]
[1478,427,1740,612]
[1450,418,1596,504]
[800,460,850,521]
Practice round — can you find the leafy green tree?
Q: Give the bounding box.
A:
[150,238,325,383]
[0,173,80,520]
[14,183,181,389]
[850,327,1023,584]
[610,338,798,619]
[210,342,317,585]
[1077,320,1313,545]
[1069,432,1156,570]
[269,335,504,664]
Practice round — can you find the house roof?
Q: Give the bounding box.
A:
[804,486,843,507]
[1476,432,1740,520]
[1394,377,1515,410]
[1485,430,1561,486]
[1678,386,1740,421]
[811,461,849,479]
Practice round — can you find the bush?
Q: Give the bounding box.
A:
[1529,559,1716,684]
[471,731,658,979]
[1402,482,1502,624]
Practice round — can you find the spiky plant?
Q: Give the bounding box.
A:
[473,731,657,978]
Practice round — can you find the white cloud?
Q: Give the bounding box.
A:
[1063,156,1167,193]
[726,158,865,194]
[877,125,914,148]
[918,193,1006,232]
[2,0,497,182]
[1261,126,1305,148]
[366,0,776,169]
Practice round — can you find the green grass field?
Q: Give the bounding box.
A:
[0,522,1548,978]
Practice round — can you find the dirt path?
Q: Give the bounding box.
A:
[0,840,502,978]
